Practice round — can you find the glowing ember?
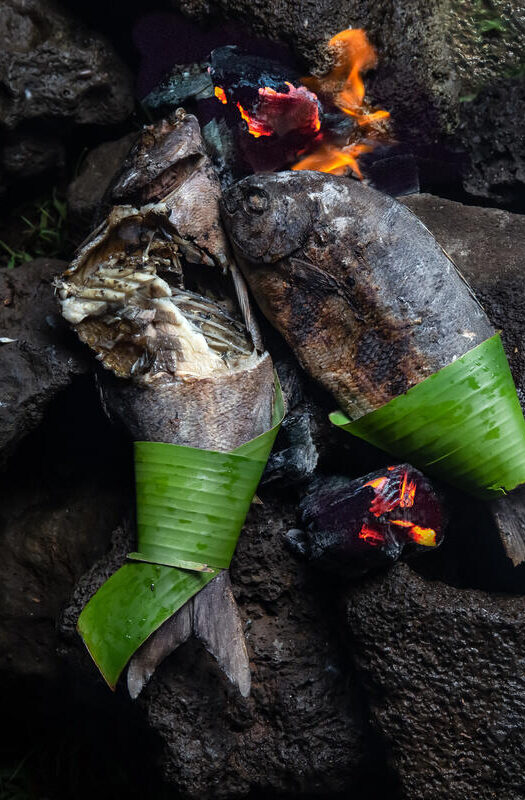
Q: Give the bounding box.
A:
[365,477,388,491]
[358,524,385,545]
[214,86,228,104]
[236,102,273,138]
[409,525,437,546]
[256,83,321,137]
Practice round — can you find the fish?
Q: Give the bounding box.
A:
[220,170,494,421]
[221,171,525,565]
[56,111,275,698]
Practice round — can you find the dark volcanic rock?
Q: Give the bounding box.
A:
[0,0,134,181]
[346,563,525,800]
[0,259,87,461]
[457,78,525,208]
[67,133,138,238]
[403,194,525,403]
[62,495,376,799]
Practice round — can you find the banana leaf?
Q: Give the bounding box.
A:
[330,334,525,499]
[77,376,284,689]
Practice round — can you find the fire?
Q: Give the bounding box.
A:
[292,142,372,179]
[214,86,228,104]
[358,524,385,545]
[292,28,390,179]
[362,468,438,548]
[235,102,273,138]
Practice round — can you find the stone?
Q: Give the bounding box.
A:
[0,0,134,181]
[346,563,525,800]
[402,194,525,402]
[0,259,87,462]
[66,133,137,237]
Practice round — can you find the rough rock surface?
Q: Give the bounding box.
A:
[61,496,383,799]
[346,563,525,800]
[170,0,525,200]
[403,194,525,402]
[0,259,88,461]
[67,132,138,237]
[457,77,525,208]
[0,0,134,181]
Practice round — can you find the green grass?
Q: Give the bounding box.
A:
[0,188,68,270]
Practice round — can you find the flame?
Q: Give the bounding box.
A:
[358,524,385,545]
[236,102,273,138]
[362,469,438,548]
[214,86,228,104]
[292,143,372,179]
[292,28,390,179]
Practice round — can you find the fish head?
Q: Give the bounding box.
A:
[221,172,316,264]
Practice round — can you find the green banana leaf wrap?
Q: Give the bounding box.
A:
[77,377,284,689]
[330,334,525,500]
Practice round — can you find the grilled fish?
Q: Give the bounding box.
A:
[221,170,494,420]
[57,111,275,697]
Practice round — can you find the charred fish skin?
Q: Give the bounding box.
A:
[221,171,494,420]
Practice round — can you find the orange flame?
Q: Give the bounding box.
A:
[365,477,388,491]
[214,86,228,104]
[292,143,372,179]
[391,519,437,547]
[293,28,390,179]
[399,472,417,508]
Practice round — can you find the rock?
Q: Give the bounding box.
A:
[61,493,392,799]
[402,194,525,402]
[67,133,137,238]
[0,0,134,181]
[170,0,525,201]
[346,563,525,800]
[0,259,87,461]
[457,78,525,208]
[403,195,525,570]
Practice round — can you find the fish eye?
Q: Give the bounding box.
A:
[243,189,269,215]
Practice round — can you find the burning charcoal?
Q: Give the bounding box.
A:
[142,62,214,115]
[287,465,444,577]
[210,46,302,101]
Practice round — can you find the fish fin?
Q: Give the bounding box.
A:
[229,260,264,352]
[489,486,525,566]
[192,570,251,697]
[127,600,193,699]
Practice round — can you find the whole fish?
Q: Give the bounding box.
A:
[221,171,494,420]
[57,111,275,697]
[221,171,525,564]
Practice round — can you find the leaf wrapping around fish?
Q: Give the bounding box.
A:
[77,378,284,689]
[330,334,525,500]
